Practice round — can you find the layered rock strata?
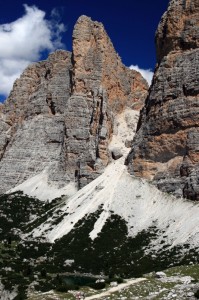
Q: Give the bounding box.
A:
[0,51,72,192]
[0,16,148,194]
[127,0,199,199]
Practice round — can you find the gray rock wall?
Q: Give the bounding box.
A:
[0,17,148,195]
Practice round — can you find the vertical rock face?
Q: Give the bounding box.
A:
[0,51,72,192]
[2,51,72,123]
[127,0,199,199]
[65,16,148,188]
[0,16,148,195]
[72,16,147,112]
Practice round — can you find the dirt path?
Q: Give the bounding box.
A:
[85,278,147,299]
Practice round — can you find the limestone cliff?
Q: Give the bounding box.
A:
[72,16,147,112]
[0,51,72,193]
[0,16,148,195]
[127,0,199,200]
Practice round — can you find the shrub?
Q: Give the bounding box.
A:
[88,282,106,290]
[55,285,69,292]
[40,268,47,277]
[13,294,26,300]
[195,289,199,299]
[114,277,123,284]
[55,284,79,292]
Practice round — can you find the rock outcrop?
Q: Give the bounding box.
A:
[0,16,148,195]
[127,0,199,199]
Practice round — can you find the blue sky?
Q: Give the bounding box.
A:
[0,0,169,101]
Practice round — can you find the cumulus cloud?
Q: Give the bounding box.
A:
[0,4,66,97]
[129,65,154,86]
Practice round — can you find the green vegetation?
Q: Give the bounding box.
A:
[165,264,199,280]
[0,192,199,299]
[88,282,106,290]
[49,213,199,278]
[195,289,199,299]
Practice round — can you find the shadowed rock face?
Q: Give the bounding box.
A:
[127,0,199,200]
[0,16,148,194]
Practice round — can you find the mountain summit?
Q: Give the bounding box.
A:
[0,15,148,198]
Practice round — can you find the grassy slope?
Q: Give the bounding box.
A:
[0,192,199,299]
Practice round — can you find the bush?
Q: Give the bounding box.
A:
[13,288,27,300]
[13,294,26,300]
[55,285,69,292]
[88,282,106,290]
[55,284,79,292]
[40,268,47,277]
[195,289,199,299]
[114,277,123,284]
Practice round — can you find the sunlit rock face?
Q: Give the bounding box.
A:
[127,0,199,200]
[0,16,148,195]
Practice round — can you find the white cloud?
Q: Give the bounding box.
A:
[0,4,66,97]
[129,65,154,86]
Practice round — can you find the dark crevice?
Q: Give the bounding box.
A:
[96,146,100,159]
[69,68,74,96]
[99,97,104,126]
[47,140,61,144]
[46,94,56,115]
[44,69,51,80]
[183,84,199,97]
[0,138,10,161]
[69,54,75,95]
[183,84,188,97]
[136,107,145,132]
[90,110,94,125]
[49,102,56,115]
[183,0,186,10]
[75,161,81,190]
[99,113,104,126]
[162,20,168,41]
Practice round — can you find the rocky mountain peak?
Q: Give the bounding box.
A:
[0,15,148,197]
[72,15,148,112]
[156,0,199,62]
[127,0,199,200]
